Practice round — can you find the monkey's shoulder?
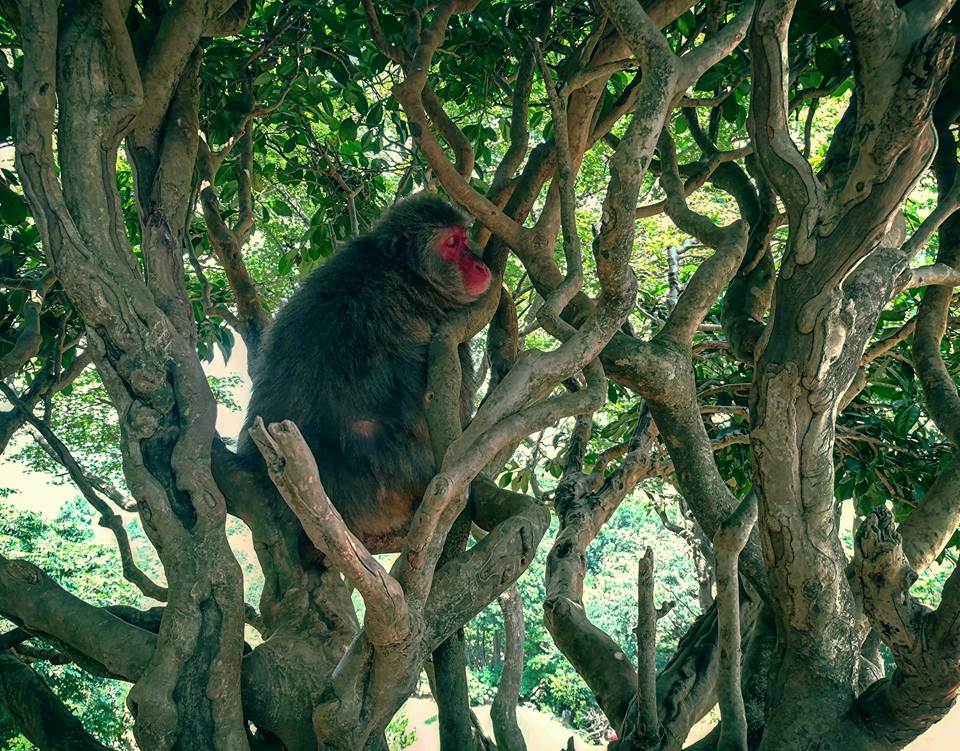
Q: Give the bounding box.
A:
[276,249,436,341]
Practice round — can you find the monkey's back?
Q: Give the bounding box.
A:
[238,242,444,552]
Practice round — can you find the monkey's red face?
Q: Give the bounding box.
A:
[438,227,491,300]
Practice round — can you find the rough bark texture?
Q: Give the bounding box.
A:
[3,2,960,750]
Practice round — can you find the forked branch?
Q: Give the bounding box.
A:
[247,417,411,645]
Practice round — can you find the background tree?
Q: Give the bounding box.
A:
[1,1,960,750]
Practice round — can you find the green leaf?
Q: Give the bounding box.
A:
[607,381,621,404]
[339,117,358,141]
[894,403,921,436]
[721,95,740,123]
[0,184,29,225]
[278,249,297,275]
[365,102,384,127]
[676,11,695,37]
[270,200,293,217]
[814,46,843,79]
[253,71,274,88]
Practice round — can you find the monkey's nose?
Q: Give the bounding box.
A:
[474,261,487,272]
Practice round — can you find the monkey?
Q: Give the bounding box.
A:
[236,193,492,553]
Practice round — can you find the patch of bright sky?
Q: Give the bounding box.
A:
[0,339,252,519]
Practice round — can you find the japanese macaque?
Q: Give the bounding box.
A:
[237,194,491,552]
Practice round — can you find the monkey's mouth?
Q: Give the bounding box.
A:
[463,260,491,298]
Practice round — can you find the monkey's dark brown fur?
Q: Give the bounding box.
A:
[237,194,491,552]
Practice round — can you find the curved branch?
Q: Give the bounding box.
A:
[533,39,583,339]
[247,417,411,646]
[490,584,527,751]
[0,555,155,682]
[0,650,112,751]
[748,0,821,230]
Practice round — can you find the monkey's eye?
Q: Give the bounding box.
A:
[446,236,457,247]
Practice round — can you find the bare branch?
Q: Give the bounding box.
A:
[247,417,411,645]
[901,181,960,260]
[904,0,958,39]
[560,58,636,99]
[0,554,155,682]
[863,319,916,365]
[362,0,410,64]
[490,584,527,751]
[0,650,112,751]
[840,0,901,68]
[533,39,583,340]
[423,83,475,179]
[898,451,960,571]
[543,411,660,726]
[854,506,926,660]
[133,4,204,137]
[637,145,752,219]
[632,548,659,745]
[749,0,821,230]
[391,2,531,252]
[713,494,758,751]
[656,131,748,345]
[904,262,960,289]
[197,138,270,353]
[849,506,960,741]
[657,130,747,250]
[676,0,754,91]
[598,0,675,75]
[424,496,549,650]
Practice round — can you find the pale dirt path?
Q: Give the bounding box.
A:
[400,697,603,751]
[682,705,960,750]
[684,704,960,750]
[396,697,960,750]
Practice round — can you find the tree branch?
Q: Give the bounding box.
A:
[490,584,527,751]
[904,262,960,289]
[748,0,821,233]
[628,548,660,746]
[533,39,583,340]
[851,506,960,743]
[0,650,112,751]
[713,494,757,751]
[0,554,155,682]
[247,417,411,646]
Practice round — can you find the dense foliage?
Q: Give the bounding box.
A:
[2,1,960,750]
